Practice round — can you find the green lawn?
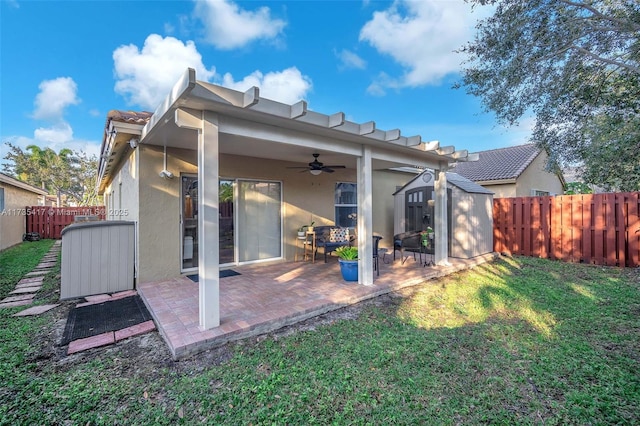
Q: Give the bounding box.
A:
[1,243,638,425]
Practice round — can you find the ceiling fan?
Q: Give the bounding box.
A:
[288,153,346,175]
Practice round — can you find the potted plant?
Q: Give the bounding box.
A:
[335,246,358,282]
[297,221,315,238]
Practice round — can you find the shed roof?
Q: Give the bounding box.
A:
[452,143,540,182]
[393,170,494,195]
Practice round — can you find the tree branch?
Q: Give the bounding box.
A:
[558,0,640,32]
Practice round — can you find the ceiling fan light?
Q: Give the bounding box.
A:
[310,169,322,176]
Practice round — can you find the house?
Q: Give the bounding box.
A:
[96,68,478,330]
[393,170,494,259]
[451,144,565,198]
[0,173,48,251]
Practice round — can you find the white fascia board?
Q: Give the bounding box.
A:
[219,115,363,156]
[475,178,517,185]
[141,68,196,142]
[112,121,144,135]
[371,148,441,170]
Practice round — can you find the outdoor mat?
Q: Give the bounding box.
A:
[187,269,241,282]
[61,295,153,345]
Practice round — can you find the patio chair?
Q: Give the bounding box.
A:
[373,235,383,276]
[393,231,422,265]
[314,226,353,263]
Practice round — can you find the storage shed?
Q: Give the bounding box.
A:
[393,170,494,259]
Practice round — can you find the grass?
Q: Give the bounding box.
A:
[1,244,639,424]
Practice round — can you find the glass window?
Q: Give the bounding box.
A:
[0,188,4,211]
[335,182,357,227]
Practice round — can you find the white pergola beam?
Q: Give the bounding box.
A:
[406,135,422,146]
[385,129,401,141]
[328,112,345,128]
[290,100,307,119]
[359,121,375,135]
[451,149,468,160]
[243,87,259,108]
[436,145,455,155]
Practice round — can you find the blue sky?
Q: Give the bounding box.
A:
[0,0,533,164]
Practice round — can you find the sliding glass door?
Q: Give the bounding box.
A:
[181,177,282,271]
[219,179,235,265]
[237,180,282,263]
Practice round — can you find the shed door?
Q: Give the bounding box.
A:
[405,187,429,232]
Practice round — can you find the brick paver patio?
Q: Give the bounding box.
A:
[138,253,496,359]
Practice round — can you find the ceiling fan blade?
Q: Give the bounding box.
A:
[322,168,335,173]
[323,165,346,169]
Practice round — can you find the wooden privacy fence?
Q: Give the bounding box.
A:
[26,206,106,239]
[493,193,640,267]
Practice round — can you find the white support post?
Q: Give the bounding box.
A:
[357,146,374,285]
[198,111,220,329]
[434,166,450,266]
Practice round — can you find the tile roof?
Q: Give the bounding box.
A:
[452,143,541,182]
[106,110,153,126]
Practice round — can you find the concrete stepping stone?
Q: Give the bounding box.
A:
[76,294,112,307]
[115,320,156,341]
[16,281,43,289]
[25,270,49,277]
[18,276,44,285]
[67,332,115,355]
[0,299,32,308]
[84,294,112,303]
[36,262,57,268]
[111,290,137,300]
[1,294,35,303]
[10,286,42,294]
[13,304,59,317]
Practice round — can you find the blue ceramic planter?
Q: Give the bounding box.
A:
[338,259,358,282]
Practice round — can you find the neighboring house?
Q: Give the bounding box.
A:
[96,68,477,330]
[452,144,565,198]
[0,173,48,251]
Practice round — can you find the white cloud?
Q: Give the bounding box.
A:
[194,0,286,50]
[33,77,80,120]
[336,49,367,70]
[113,34,217,110]
[34,122,73,143]
[359,0,483,93]
[113,35,312,108]
[221,67,312,104]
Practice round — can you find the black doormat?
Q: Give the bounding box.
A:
[187,269,240,282]
[61,295,153,345]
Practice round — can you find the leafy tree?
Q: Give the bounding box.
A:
[2,142,101,206]
[565,181,593,195]
[459,0,640,191]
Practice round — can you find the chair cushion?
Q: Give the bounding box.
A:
[329,227,348,243]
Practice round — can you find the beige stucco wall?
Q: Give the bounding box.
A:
[483,183,517,198]
[0,184,43,251]
[484,152,564,198]
[516,151,564,196]
[130,145,409,283]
